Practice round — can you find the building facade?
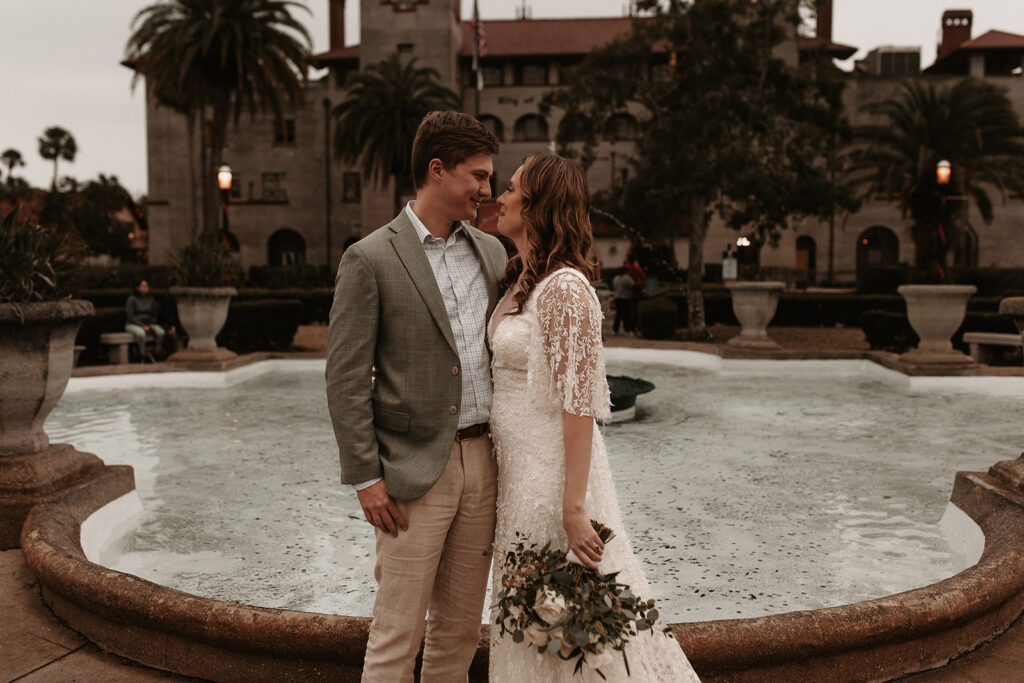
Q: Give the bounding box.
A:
[139,1,1024,283]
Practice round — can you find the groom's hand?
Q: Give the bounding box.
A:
[357,481,408,537]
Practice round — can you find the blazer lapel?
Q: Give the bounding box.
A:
[389,214,458,354]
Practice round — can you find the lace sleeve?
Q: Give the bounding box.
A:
[535,271,611,419]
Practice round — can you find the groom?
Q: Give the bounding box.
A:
[326,111,506,682]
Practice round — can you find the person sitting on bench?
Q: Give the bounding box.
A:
[125,279,165,362]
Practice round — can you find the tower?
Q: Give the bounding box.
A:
[360,0,463,90]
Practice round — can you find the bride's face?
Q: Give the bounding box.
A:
[496,166,525,243]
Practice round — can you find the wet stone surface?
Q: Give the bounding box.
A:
[45,359,1023,622]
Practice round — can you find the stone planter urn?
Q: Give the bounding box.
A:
[725,281,785,350]
[898,284,976,365]
[998,297,1024,365]
[168,286,238,363]
[0,300,107,548]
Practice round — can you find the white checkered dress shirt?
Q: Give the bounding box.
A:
[353,203,492,492]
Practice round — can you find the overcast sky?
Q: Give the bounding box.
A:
[1,1,1022,197]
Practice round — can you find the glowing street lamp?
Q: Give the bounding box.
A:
[217,164,233,247]
[936,160,951,185]
[217,164,233,192]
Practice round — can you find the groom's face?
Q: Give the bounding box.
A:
[437,152,493,222]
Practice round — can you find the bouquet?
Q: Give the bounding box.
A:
[492,520,671,679]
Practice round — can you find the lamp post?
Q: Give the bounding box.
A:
[217,164,232,248]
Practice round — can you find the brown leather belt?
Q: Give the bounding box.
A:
[456,422,490,441]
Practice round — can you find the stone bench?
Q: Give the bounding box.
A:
[963,331,1023,364]
[99,331,155,365]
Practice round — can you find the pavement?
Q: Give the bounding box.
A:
[5,324,1023,682]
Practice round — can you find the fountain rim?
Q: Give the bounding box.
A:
[20,453,1024,680]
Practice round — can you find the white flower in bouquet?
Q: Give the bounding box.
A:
[589,644,614,671]
[548,626,575,657]
[493,521,673,678]
[523,622,549,647]
[534,587,567,624]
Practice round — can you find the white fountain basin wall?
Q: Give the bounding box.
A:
[47,353,1019,624]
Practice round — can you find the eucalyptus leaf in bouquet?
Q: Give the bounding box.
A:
[492,520,672,679]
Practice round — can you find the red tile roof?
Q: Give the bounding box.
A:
[312,45,360,66]
[798,36,857,60]
[314,16,857,65]
[958,29,1024,51]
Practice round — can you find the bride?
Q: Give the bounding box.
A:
[487,154,700,682]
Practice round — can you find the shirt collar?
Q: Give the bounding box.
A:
[405,201,464,244]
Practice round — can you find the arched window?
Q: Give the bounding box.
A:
[557,112,589,142]
[514,114,549,142]
[604,113,637,142]
[795,235,817,271]
[268,228,306,266]
[478,115,504,142]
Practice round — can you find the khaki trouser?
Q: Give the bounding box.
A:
[361,434,497,683]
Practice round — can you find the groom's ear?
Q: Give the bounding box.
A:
[428,158,444,183]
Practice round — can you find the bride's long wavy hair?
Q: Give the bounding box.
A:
[499,154,598,314]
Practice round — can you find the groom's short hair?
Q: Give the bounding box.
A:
[411,111,500,189]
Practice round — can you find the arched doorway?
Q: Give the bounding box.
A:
[856,226,899,278]
[267,229,306,266]
[795,235,816,271]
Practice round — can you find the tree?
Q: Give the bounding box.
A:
[545,0,853,338]
[332,54,461,216]
[854,79,1024,279]
[1,149,25,186]
[127,0,312,241]
[38,174,136,261]
[38,127,77,191]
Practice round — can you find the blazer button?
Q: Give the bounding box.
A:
[452,366,459,375]
[449,405,458,414]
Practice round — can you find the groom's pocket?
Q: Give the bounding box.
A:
[373,404,410,432]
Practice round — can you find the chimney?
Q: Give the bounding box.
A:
[329,0,346,50]
[937,9,972,60]
[816,0,833,43]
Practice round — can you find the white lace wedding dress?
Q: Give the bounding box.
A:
[488,267,700,682]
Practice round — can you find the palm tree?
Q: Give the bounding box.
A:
[37,128,77,191]
[1,149,25,186]
[126,0,312,240]
[854,79,1024,278]
[332,54,461,215]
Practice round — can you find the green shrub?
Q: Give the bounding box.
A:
[247,265,333,288]
[234,288,333,324]
[0,207,78,303]
[75,298,303,363]
[74,265,176,290]
[173,240,244,287]
[857,265,909,294]
[217,299,302,354]
[636,297,678,339]
[75,306,125,365]
[860,310,918,352]
[860,308,1017,356]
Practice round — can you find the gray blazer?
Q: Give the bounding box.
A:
[326,210,508,501]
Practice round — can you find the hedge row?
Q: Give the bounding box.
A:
[78,288,334,325]
[859,309,1018,356]
[75,299,302,365]
[858,265,1024,296]
[71,265,336,290]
